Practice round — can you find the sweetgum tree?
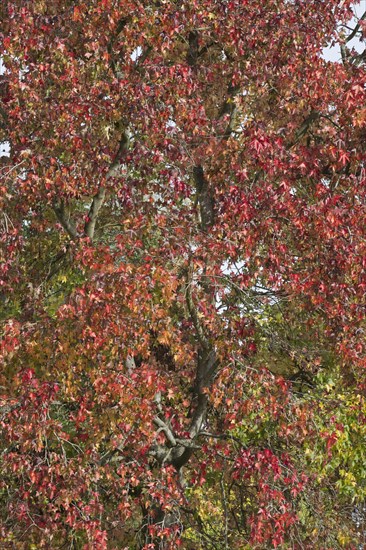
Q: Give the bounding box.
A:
[1,0,366,548]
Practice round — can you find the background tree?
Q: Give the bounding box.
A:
[1,0,366,548]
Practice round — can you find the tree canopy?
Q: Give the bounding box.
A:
[1,0,366,548]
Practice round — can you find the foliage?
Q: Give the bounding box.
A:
[1,0,366,548]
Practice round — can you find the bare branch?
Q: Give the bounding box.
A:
[153,416,177,447]
[84,186,106,241]
[217,83,240,139]
[192,165,215,231]
[84,131,129,241]
[187,30,200,67]
[185,265,210,350]
[53,201,78,239]
[346,10,366,43]
[0,104,9,129]
[107,16,129,77]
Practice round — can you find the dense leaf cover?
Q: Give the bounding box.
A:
[1,0,366,548]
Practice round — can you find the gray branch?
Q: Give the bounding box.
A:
[53,201,78,239]
[346,10,366,43]
[84,186,106,241]
[185,265,210,351]
[193,165,215,231]
[84,131,129,241]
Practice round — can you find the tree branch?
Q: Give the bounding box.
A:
[185,264,210,350]
[187,30,200,67]
[53,201,78,239]
[153,416,177,447]
[107,16,129,77]
[217,83,240,139]
[84,130,129,241]
[84,186,106,241]
[0,104,9,130]
[189,349,218,438]
[192,165,215,231]
[346,10,366,43]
